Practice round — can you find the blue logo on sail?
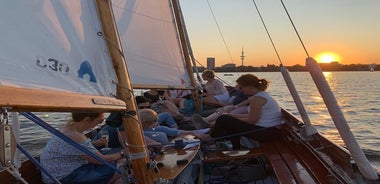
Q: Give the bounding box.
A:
[77,61,97,82]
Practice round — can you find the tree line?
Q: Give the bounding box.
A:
[196,62,377,72]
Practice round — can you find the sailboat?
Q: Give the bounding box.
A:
[1,0,379,184]
[0,0,196,183]
[369,64,376,72]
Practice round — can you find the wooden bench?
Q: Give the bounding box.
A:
[264,140,319,184]
[202,138,321,184]
[154,145,200,180]
[202,147,265,163]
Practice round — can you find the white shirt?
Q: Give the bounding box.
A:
[250,91,283,127]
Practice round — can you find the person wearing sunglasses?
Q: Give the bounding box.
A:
[198,74,284,150]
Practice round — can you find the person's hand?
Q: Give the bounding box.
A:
[91,138,108,147]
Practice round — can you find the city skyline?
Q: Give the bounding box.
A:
[180,0,380,67]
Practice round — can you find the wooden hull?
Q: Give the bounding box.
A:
[202,109,379,183]
[1,109,379,183]
[0,159,42,184]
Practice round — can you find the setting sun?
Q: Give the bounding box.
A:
[315,52,341,63]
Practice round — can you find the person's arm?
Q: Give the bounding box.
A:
[218,98,250,113]
[69,133,123,164]
[163,90,175,104]
[214,79,227,94]
[234,99,250,109]
[91,138,107,147]
[223,98,251,113]
[82,151,124,164]
[245,96,266,125]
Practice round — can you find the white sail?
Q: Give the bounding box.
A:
[0,0,118,96]
[111,0,193,89]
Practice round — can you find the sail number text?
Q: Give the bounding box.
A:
[36,56,70,74]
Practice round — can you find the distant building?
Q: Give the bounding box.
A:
[221,63,236,68]
[207,57,215,69]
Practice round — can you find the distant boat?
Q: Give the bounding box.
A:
[369,64,376,72]
[223,73,234,76]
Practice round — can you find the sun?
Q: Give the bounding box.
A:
[315,52,341,63]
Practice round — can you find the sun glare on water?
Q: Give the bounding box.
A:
[315,52,341,63]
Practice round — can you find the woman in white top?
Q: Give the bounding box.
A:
[201,69,230,107]
[201,74,284,149]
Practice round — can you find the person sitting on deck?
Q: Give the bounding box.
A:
[143,89,189,121]
[40,112,125,184]
[197,74,284,150]
[192,98,250,129]
[201,69,230,107]
[168,89,191,109]
[137,95,200,132]
[192,89,251,129]
[139,108,210,140]
[95,112,167,148]
[136,96,179,129]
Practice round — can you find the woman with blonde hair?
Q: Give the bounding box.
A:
[139,109,210,138]
[201,69,230,107]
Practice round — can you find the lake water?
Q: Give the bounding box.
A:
[16,71,380,171]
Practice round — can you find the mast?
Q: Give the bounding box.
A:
[95,0,154,183]
[175,1,203,85]
[171,0,201,110]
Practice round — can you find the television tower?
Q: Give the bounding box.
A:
[240,46,245,66]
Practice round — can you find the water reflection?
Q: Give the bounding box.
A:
[322,71,337,92]
[322,129,344,146]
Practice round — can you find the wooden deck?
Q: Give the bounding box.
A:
[0,159,42,184]
[154,145,200,180]
[201,133,340,184]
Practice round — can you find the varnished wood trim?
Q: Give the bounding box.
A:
[155,146,200,180]
[202,148,265,163]
[0,86,125,112]
[264,142,297,184]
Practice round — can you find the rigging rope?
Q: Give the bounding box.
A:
[251,0,284,66]
[251,0,378,180]
[3,165,29,184]
[20,112,122,174]
[251,0,317,137]
[279,0,310,58]
[193,58,233,87]
[206,0,235,64]
[16,144,61,184]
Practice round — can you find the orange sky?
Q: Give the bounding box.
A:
[180,0,380,67]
